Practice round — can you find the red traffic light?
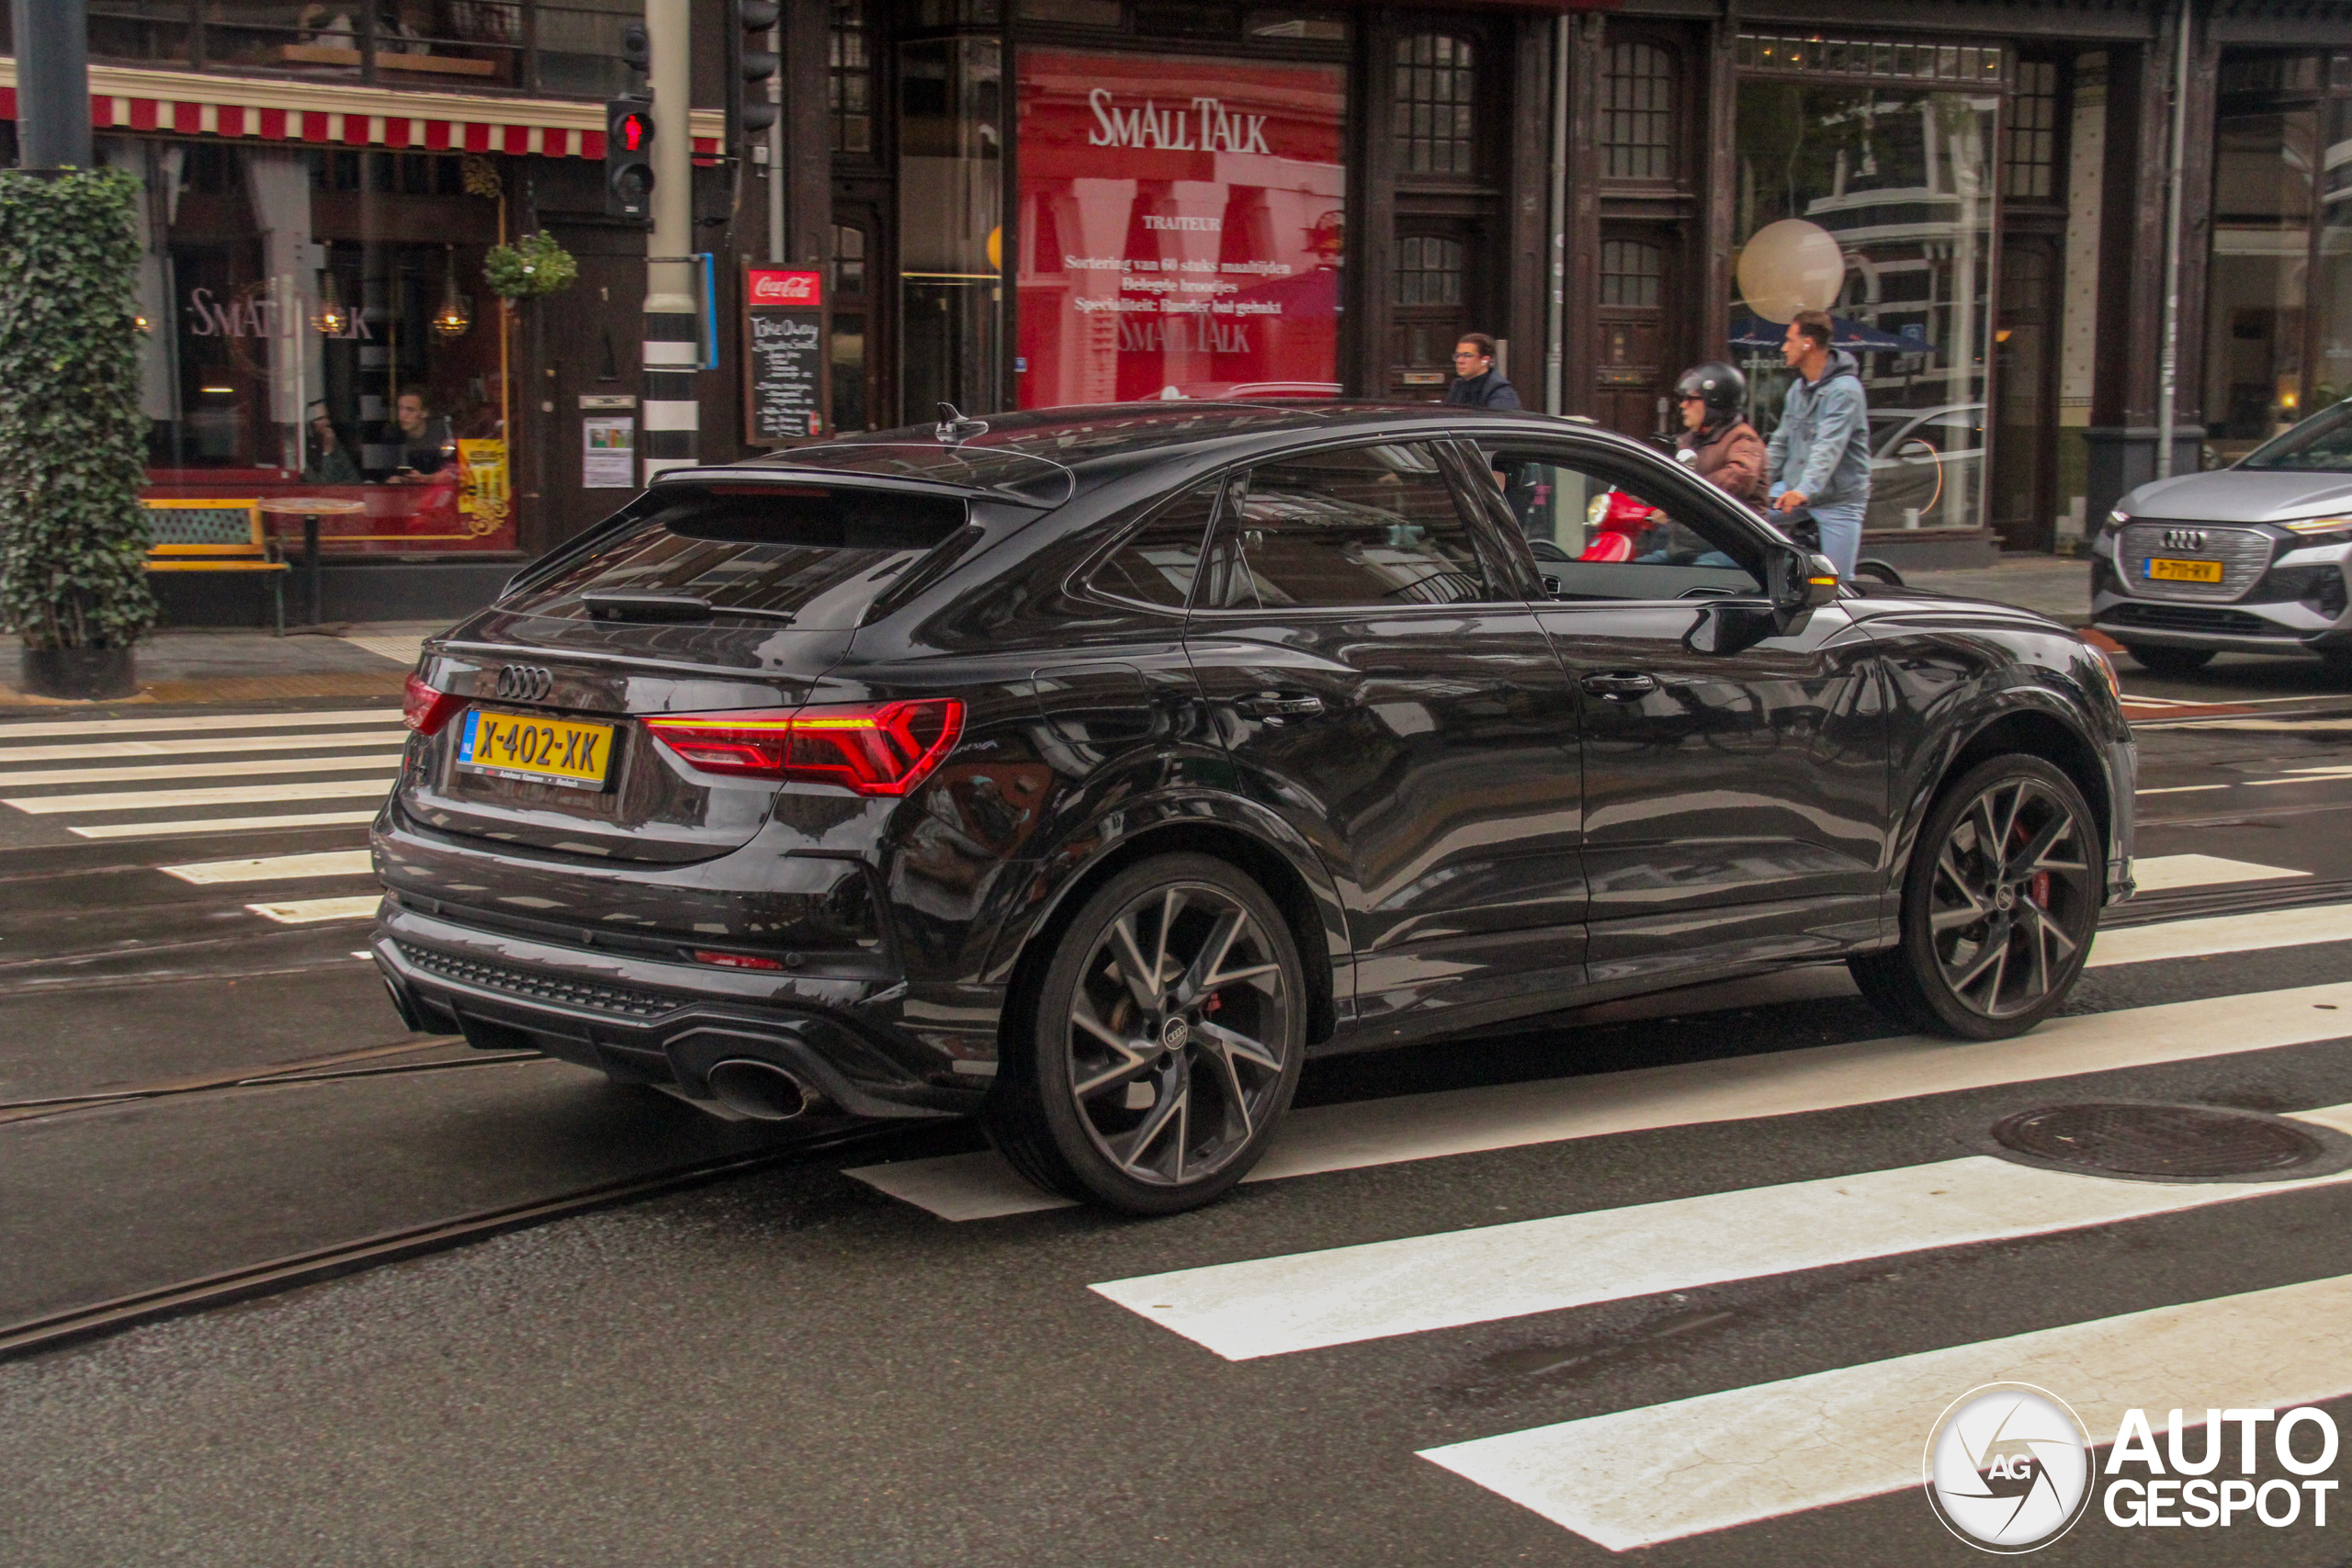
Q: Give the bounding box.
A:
[618,112,646,152]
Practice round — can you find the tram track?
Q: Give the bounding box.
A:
[0,1129,908,1364]
[0,1038,537,1127]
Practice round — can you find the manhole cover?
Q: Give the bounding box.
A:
[1987,1103,2352,1183]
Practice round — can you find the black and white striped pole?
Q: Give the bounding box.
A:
[641,0,698,484]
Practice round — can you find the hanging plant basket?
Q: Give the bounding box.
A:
[482,232,580,302]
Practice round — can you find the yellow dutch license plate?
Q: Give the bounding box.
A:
[456,708,614,790]
[2146,557,2224,583]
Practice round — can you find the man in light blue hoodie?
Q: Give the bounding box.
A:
[1764,308,1871,577]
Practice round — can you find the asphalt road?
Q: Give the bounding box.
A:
[6,657,2352,1565]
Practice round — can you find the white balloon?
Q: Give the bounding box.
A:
[1736,220,1846,324]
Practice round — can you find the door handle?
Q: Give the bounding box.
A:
[1580,671,1658,701]
[1234,691,1326,717]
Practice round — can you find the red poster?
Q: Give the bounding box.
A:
[1016,50,1346,409]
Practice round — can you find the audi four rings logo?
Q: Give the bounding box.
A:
[2161,527,2209,551]
[493,665,552,703]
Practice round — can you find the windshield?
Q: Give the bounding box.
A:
[502,485,967,630]
[2239,403,2352,471]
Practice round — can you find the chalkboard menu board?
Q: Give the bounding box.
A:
[743,265,827,446]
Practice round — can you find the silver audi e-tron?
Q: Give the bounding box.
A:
[2092,402,2352,676]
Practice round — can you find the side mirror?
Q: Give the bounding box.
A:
[1767,544,1840,614]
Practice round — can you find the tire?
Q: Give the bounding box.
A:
[1849,754,2101,1041]
[2120,643,2213,677]
[983,853,1306,1215]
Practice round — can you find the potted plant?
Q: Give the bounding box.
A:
[0,167,154,701]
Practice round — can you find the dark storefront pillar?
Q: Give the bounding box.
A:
[1557,15,1603,419]
[2086,28,2200,522]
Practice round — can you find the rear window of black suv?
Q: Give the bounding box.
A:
[502,484,970,630]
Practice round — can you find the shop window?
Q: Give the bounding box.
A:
[537,1,650,98]
[103,139,516,556]
[1734,77,1996,531]
[2007,60,2060,202]
[1600,239,1662,308]
[1394,34,1476,178]
[1014,47,1346,407]
[832,0,876,156]
[89,0,194,65]
[899,36,1004,417]
[1396,236,1464,308]
[2206,104,2317,448]
[1600,43,1675,182]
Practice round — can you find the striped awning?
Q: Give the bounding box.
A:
[0,59,723,159]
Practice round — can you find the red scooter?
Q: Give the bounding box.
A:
[1579,490,1666,562]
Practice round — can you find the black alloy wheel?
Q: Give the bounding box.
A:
[2121,643,2214,677]
[986,853,1305,1214]
[1849,755,2100,1040]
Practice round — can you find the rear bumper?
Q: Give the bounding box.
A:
[372,905,982,1120]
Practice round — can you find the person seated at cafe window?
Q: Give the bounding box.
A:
[383,0,432,54]
[298,4,356,42]
[391,386,454,480]
[302,400,361,484]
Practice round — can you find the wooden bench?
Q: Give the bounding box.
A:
[142,500,289,634]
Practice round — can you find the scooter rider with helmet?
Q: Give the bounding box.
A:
[1673,361,1766,509]
[1630,360,1767,566]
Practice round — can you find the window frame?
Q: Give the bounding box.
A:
[1073,473,1232,615]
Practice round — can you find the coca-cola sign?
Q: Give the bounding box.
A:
[747,268,823,308]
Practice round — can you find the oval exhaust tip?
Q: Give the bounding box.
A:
[705,1057,810,1121]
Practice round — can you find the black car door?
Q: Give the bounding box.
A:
[1182,438,1584,1041]
[1476,437,1891,991]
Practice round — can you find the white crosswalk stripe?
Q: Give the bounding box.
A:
[4,777,398,814]
[2129,853,2308,892]
[2089,902,2352,966]
[1091,1103,2352,1359]
[246,895,384,924]
[0,752,405,786]
[0,730,406,763]
[68,810,382,840]
[160,851,376,885]
[0,707,401,740]
[1419,1274,2352,1551]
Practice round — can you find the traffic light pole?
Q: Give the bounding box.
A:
[641,0,697,484]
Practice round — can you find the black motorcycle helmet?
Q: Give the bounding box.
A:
[1673,361,1747,421]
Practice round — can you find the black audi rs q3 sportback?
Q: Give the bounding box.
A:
[373,402,2136,1213]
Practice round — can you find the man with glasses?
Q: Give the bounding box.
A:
[1442,333,1521,411]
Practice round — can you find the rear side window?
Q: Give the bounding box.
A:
[1088,479,1222,609]
[1198,442,1496,611]
[505,486,967,629]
